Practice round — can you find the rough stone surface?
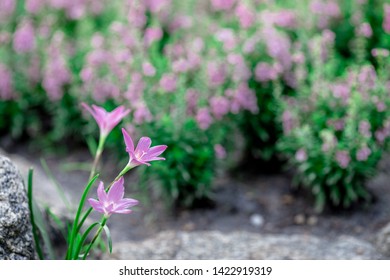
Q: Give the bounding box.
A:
[376,222,390,256]
[108,230,383,260]
[0,156,35,260]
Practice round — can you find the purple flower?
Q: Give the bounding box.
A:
[210,96,230,120]
[196,108,213,130]
[142,62,156,77]
[144,27,163,46]
[295,148,307,162]
[357,23,372,38]
[211,0,235,11]
[255,62,279,83]
[160,73,177,92]
[13,20,36,53]
[88,177,138,217]
[336,150,350,169]
[371,48,390,58]
[356,146,371,162]
[26,0,44,14]
[214,144,227,159]
[359,120,371,138]
[383,4,390,34]
[207,62,226,87]
[0,64,13,100]
[82,103,130,139]
[122,128,167,167]
[235,4,255,29]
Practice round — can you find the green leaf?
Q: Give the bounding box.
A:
[102,225,113,254]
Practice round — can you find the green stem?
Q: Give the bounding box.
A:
[82,217,108,260]
[66,174,99,260]
[89,136,106,181]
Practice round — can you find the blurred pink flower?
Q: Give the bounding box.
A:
[127,1,147,28]
[186,89,199,115]
[255,62,279,83]
[215,29,237,51]
[0,64,13,100]
[142,62,156,77]
[146,0,171,13]
[133,104,152,125]
[282,110,294,135]
[207,62,226,87]
[272,10,297,28]
[160,73,177,92]
[13,20,36,53]
[88,177,138,217]
[231,83,258,114]
[357,22,372,37]
[125,72,144,102]
[383,4,390,34]
[295,148,307,162]
[26,0,44,14]
[211,0,235,11]
[172,59,189,73]
[196,108,213,130]
[336,151,350,169]
[235,4,255,28]
[144,27,163,46]
[356,146,371,161]
[210,96,230,120]
[359,120,371,138]
[82,103,130,139]
[122,128,167,167]
[0,0,15,19]
[371,48,390,57]
[214,144,227,159]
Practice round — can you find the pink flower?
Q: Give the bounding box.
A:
[13,20,36,53]
[272,10,297,28]
[122,128,167,167]
[210,96,230,120]
[82,103,130,139]
[383,4,390,34]
[88,177,138,217]
[207,62,226,87]
[214,144,227,159]
[359,120,371,138]
[356,146,371,161]
[0,0,15,18]
[211,0,235,11]
[235,4,255,28]
[133,103,152,125]
[215,29,237,50]
[357,23,372,38]
[336,151,350,169]
[160,73,177,92]
[295,148,307,162]
[144,27,163,46]
[142,62,156,77]
[371,48,390,57]
[26,0,44,14]
[0,64,13,100]
[196,108,213,130]
[255,62,279,83]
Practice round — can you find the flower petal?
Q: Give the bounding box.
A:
[113,209,133,214]
[115,198,139,209]
[88,198,105,213]
[144,145,168,160]
[135,137,152,154]
[107,177,125,202]
[97,181,107,203]
[122,128,135,153]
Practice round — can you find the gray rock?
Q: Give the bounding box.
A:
[108,230,382,260]
[0,156,35,260]
[376,222,390,256]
